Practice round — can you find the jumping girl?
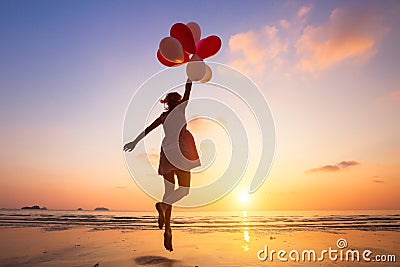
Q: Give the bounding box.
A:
[123,78,200,251]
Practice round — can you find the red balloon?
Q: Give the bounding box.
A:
[157,49,189,67]
[186,22,201,45]
[170,23,196,54]
[196,35,222,59]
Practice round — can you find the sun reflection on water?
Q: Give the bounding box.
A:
[241,210,250,251]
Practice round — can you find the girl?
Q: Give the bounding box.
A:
[123,78,200,251]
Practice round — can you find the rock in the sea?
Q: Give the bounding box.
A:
[77,208,83,211]
[21,205,41,210]
[94,207,109,211]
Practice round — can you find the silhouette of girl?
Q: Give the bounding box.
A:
[124,79,200,251]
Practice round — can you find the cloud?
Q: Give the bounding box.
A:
[390,91,400,102]
[279,19,291,30]
[306,164,340,173]
[297,5,312,19]
[136,152,159,164]
[296,6,387,72]
[337,160,359,168]
[376,90,400,106]
[115,186,127,190]
[371,175,384,183]
[228,25,288,76]
[306,160,359,174]
[187,117,211,131]
[226,5,387,78]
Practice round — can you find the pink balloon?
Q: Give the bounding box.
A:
[186,22,201,45]
[159,37,184,63]
[157,50,189,67]
[170,23,196,54]
[186,58,206,81]
[196,35,222,59]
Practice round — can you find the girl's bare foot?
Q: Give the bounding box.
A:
[164,228,173,252]
[155,202,164,229]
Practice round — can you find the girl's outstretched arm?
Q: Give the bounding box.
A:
[123,117,161,152]
[182,78,192,103]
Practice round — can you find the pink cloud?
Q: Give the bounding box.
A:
[389,91,400,102]
[228,26,288,76]
[338,160,359,168]
[306,160,360,174]
[306,164,340,173]
[279,19,291,30]
[187,117,211,132]
[136,152,159,165]
[297,5,312,19]
[296,7,387,72]
[376,90,400,106]
[226,5,387,77]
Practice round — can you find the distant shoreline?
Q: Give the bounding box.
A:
[0,209,398,233]
[1,208,399,212]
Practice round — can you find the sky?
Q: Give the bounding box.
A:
[0,0,399,211]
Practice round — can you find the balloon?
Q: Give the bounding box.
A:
[157,50,189,67]
[186,54,206,81]
[170,23,196,54]
[159,37,184,63]
[200,64,212,83]
[196,35,222,59]
[190,54,202,61]
[186,22,201,45]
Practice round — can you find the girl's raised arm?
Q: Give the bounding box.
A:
[182,78,192,103]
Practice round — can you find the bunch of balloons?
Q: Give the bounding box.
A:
[157,22,222,82]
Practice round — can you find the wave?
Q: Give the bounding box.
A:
[0,210,398,232]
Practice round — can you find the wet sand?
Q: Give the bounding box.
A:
[0,227,398,266]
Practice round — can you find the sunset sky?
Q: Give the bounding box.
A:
[0,0,399,211]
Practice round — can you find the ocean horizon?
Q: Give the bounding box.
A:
[1,209,398,233]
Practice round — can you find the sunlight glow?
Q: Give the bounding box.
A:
[239,191,250,204]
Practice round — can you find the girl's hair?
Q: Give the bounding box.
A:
[160,92,182,110]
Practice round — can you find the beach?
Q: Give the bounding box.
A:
[0,228,399,266]
[0,210,399,266]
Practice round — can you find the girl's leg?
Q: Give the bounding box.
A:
[162,170,190,252]
[162,172,175,251]
[156,172,175,229]
[162,172,175,203]
[162,171,175,229]
[162,170,191,205]
[163,203,173,251]
[176,169,191,187]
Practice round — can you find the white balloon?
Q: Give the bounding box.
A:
[187,22,201,45]
[200,64,212,83]
[186,56,206,81]
[159,37,184,63]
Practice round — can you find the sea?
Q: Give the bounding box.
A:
[0,209,399,233]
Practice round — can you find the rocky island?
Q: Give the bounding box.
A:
[21,205,47,210]
[94,207,109,211]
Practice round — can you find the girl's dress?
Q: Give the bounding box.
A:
[158,102,201,175]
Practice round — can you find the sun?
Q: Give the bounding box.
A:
[238,191,250,204]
